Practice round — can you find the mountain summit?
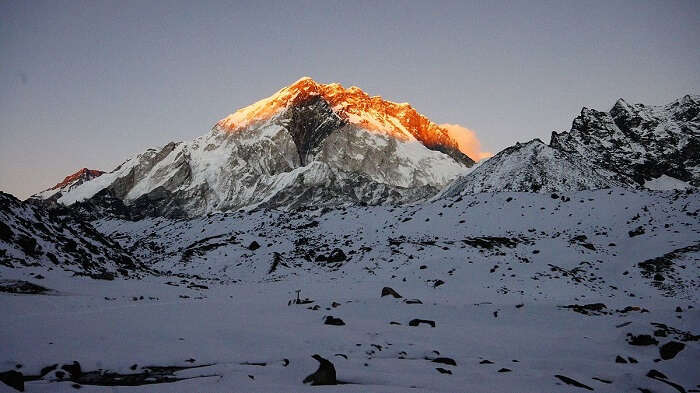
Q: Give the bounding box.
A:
[37,78,475,217]
[217,77,474,165]
[442,95,699,196]
[31,168,105,202]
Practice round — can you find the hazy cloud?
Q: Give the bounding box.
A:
[440,123,493,161]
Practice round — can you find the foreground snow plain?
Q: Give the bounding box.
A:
[2,189,699,392]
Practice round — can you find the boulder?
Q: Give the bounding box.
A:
[381,287,402,298]
[303,355,336,385]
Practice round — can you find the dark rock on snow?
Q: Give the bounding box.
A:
[381,286,402,298]
[303,354,336,386]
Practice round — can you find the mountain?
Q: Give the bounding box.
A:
[30,168,105,202]
[551,94,699,187]
[0,191,143,278]
[439,139,624,197]
[39,77,474,217]
[443,95,698,195]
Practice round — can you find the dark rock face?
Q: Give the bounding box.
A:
[627,334,659,346]
[432,357,457,366]
[284,95,346,165]
[550,95,700,187]
[408,319,436,328]
[659,341,685,360]
[381,287,402,298]
[562,303,607,315]
[324,316,345,326]
[326,248,346,263]
[303,354,336,386]
[554,374,593,391]
[0,370,24,392]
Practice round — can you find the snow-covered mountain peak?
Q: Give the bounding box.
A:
[215,77,474,164]
[440,138,624,197]
[30,168,105,201]
[51,168,105,191]
[552,95,699,187]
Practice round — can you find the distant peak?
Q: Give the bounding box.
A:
[51,168,104,190]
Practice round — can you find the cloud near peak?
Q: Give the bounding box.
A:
[439,123,493,161]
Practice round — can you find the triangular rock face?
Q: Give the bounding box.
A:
[551,95,700,187]
[38,78,473,217]
[440,139,624,197]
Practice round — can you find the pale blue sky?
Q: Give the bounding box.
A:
[1,0,699,198]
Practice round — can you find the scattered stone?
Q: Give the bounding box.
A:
[432,357,456,366]
[659,341,685,360]
[628,357,638,364]
[628,227,645,237]
[498,368,511,373]
[616,355,628,363]
[381,287,402,298]
[480,360,493,364]
[389,321,402,325]
[675,306,683,313]
[40,364,58,377]
[327,249,347,263]
[404,299,422,304]
[61,361,82,378]
[646,369,687,393]
[592,377,611,384]
[303,355,336,386]
[554,374,594,390]
[241,361,266,366]
[436,368,452,375]
[563,303,607,315]
[627,334,659,346]
[324,316,345,326]
[408,319,435,328]
[248,241,260,251]
[433,279,445,288]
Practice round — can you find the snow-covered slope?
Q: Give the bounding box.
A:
[439,139,624,197]
[551,95,700,187]
[41,78,474,217]
[3,188,696,392]
[0,191,144,278]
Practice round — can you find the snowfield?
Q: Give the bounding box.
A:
[2,188,699,392]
